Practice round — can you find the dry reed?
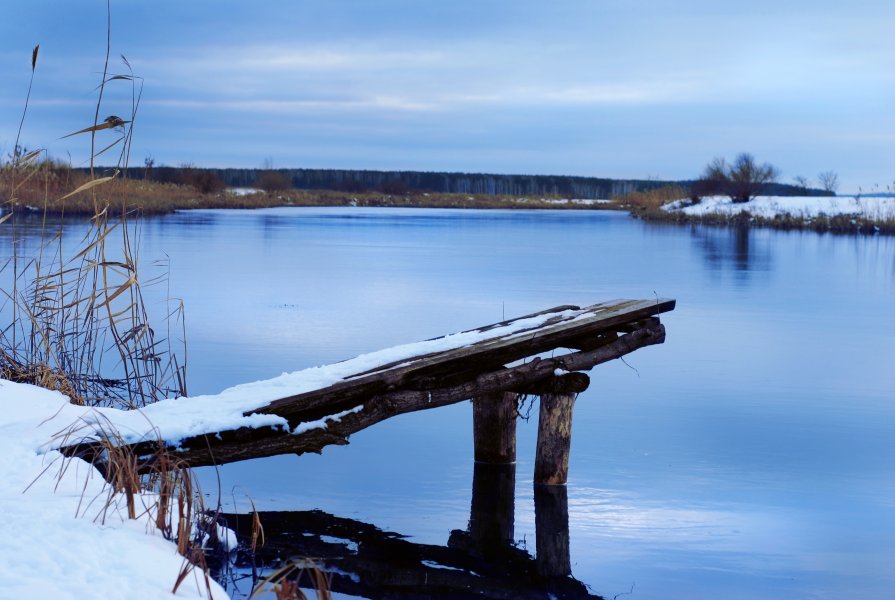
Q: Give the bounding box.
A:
[2,1,220,595]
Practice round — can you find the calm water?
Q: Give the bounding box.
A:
[6,207,895,598]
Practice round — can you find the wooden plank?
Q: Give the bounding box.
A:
[255,298,674,424]
[350,298,666,379]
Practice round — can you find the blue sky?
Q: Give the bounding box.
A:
[1,0,893,192]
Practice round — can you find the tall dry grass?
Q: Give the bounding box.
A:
[4,178,623,214]
[1,21,186,410]
[614,184,688,214]
[1,3,225,595]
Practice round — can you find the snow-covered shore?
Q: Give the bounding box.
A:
[663,195,895,222]
[0,379,230,599]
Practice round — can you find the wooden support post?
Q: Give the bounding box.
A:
[468,461,516,557]
[472,391,518,463]
[534,391,577,485]
[534,484,571,578]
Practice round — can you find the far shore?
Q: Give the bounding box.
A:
[3,181,894,235]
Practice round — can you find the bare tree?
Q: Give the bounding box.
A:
[818,170,839,194]
[701,153,779,203]
[178,162,224,194]
[793,176,810,191]
[727,153,779,203]
[256,170,291,193]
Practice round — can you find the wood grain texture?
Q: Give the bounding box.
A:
[473,392,519,463]
[534,392,576,485]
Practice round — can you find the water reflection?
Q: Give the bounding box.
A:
[219,462,600,599]
[689,224,771,279]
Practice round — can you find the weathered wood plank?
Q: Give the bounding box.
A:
[256,298,674,424]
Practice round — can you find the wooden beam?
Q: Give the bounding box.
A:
[514,372,589,395]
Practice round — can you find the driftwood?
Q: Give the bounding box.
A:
[61,299,674,474]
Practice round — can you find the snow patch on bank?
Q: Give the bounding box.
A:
[542,198,611,206]
[664,195,895,220]
[225,187,262,196]
[0,379,229,599]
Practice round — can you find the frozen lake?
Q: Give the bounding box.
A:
[7,207,895,598]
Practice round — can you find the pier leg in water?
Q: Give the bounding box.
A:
[472,391,518,464]
[535,484,572,578]
[469,461,516,557]
[534,391,577,485]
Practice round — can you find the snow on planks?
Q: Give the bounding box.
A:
[61,298,675,474]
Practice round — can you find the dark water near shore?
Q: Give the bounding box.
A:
[6,207,895,598]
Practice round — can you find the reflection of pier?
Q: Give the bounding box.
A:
[221,462,602,599]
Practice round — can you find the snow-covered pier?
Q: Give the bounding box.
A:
[61,298,675,485]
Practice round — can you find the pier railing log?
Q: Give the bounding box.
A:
[60,299,674,475]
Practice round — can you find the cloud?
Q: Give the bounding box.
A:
[150,96,437,113]
[4,0,891,190]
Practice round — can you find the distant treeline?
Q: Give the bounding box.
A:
[94,166,832,198]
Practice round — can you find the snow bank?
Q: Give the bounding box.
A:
[224,187,262,196]
[0,379,229,599]
[664,195,895,220]
[542,198,611,206]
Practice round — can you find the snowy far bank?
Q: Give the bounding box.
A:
[663,195,895,221]
[0,379,230,599]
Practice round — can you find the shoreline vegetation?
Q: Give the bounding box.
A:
[618,184,895,235]
[2,163,893,234]
[2,26,236,599]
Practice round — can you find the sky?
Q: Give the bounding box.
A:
[1,0,893,193]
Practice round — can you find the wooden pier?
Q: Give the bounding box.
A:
[63,298,675,486]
